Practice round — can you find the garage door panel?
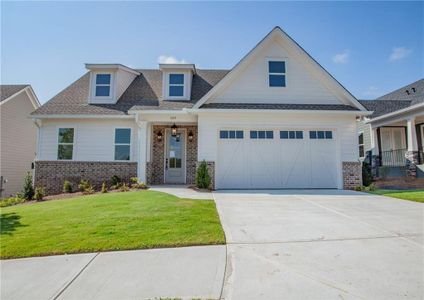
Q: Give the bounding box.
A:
[217,140,248,189]
[217,129,339,189]
[280,140,310,188]
[248,141,280,188]
[309,141,338,188]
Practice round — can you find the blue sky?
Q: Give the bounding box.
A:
[1,1,423,103]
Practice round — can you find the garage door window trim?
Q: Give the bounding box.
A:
[309,130,333,140]
[220,130,244,139]
[280,130,303,139]
[250,130,274,139]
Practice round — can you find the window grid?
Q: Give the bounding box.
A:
[309,130,333,140]
[169,74,184,97]
[250,130,274,139]
[358,133,365,158]
[220,130,244,139]
[114,128,131,161]
[268,61,286,87]
[57,128,74,160]
[280,131,303,139]
[95,74,111,97]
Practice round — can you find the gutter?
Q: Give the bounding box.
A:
[30,114,134,119]
[185,108,372,116]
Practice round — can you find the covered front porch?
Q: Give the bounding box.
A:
[133,111,202,186]
[366,105,424,178]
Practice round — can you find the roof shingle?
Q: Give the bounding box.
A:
[0,85,29,102]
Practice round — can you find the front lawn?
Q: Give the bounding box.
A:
[368,189,424,203]
[0,191,225,259]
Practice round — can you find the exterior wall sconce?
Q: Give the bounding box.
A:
[171,123,178,137]
[157,131,163,142]
[188,131,194,142]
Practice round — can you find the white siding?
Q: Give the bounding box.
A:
[209,40,342,105]
[116,69,138,100]
[198,112,358,162]
[0,91,38,197]
[357,120,372,156]
[38,119,137,162]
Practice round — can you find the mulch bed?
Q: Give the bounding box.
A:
[374,177,424,190]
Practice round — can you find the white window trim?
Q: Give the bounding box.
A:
[167,73,186,99]
[358,131,365,158]
[267,59,287,88]
[421,124,424,151]
[114,127,132,161]
[90,72,115,102]
[57,127,75,161]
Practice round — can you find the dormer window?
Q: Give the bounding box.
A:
[269,61,286,87]
[95,74,111,97]
[169,74,184,97]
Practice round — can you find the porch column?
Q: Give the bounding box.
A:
[137,121,148,183]
[405,117,419,177]
[370,127,380,177]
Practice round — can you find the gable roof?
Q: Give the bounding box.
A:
[0,85,29,102]
[377,78,423,106]
[359,78,424,119]
[194,26,366,111]
[32,69,229,116]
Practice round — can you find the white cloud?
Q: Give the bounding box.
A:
[363,86,380,98]
[332,49,350,64]
[389,47,412,62]
[157,55,188,64]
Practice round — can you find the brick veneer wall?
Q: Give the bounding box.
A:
[34,161,137,195]
[149,125,198,185]
[342,161,362,189]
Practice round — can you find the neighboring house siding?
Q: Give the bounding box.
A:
[209,40,341,105]
[357,120,372,157]
[198,113,359,162]
[38,119,137,161]
[0,91,37,197]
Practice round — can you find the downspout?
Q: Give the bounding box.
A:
[32,118,42,187]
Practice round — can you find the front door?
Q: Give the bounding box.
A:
[165,129,186,183]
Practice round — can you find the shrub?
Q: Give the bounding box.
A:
[101,182,108,193]
[0,197,26,207]
[34,186,45,201]
[362,162,373,187]
[354,186,364,192]
[83,185,95,195]
[130,177,147,189]
[195,161,211,189]
[22,172,35,200]
[119,183,130,192]
[379,166,390,180]
[63,180,73,193]
[366,183,376,192]
[111,175,121,186]
[78,180,94,194]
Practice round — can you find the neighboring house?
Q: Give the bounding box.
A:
[358,79,424,178]
[31,27,370,194]
[0,85,40,198]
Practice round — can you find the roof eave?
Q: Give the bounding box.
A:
[365,102,424,124]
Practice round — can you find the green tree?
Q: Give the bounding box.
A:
[22,172,35,200]
[195,161,211,189]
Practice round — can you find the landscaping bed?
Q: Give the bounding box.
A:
[0,190,225,259]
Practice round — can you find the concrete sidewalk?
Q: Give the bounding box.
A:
[1,245,226,300]
[149,185,213,200]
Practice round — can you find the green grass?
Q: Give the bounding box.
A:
[368,189,424,203]
[0,190,225,259]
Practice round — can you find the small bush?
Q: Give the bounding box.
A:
[366,183,376,191]
[22,172,35,200]
[379,166,390,180]
[63,180,73,193]
[101,182,108,193]
[130,177,147,189]
[78,180,95,194]
[111,175,121,186]
[0,197,26,207]
[195,161,211,189]
[34,186,45,201]
[354,186,364,191]
[83,185,95,195]
[362,162,373,187]
[119,183,130,192]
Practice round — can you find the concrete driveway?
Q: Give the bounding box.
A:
[213,190,423,300]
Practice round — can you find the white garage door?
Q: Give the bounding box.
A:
[216,129,339,189]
